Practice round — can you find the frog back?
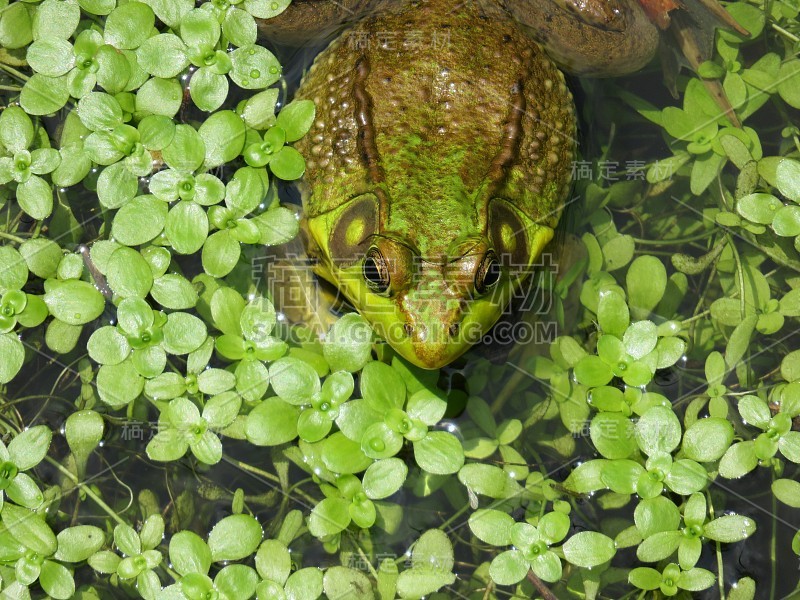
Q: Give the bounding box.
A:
[295,0,576,234]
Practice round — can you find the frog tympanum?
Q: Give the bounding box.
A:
[257,0,745,369]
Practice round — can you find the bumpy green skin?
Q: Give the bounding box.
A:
[294,0,576,369]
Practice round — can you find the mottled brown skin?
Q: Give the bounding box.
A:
[290,0,576,368]
[295,1,575,225]
[257,0,738,368]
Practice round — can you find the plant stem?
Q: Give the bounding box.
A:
[0,231,25,243]
[771,471,778,600]
[772,23,800,43]
[45,456,127,526]
[438,501,471,532]
[526,570,558,600]
[0,62,29,82]
[631,230,715,245]
[225,456,317,504]
[707,490,726,600]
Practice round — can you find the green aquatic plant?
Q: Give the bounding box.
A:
[0,0,799,599]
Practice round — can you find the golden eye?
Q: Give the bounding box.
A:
[363,247,390,293]
[475,251,501,294]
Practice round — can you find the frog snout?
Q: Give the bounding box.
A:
[392,286,467,368]
[401,318,461,343]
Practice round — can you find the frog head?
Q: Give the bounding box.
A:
[306,192,555,369]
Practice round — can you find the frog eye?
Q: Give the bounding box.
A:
[363,247,390,293]
[475,251,501,295]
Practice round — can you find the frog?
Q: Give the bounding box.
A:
[256,0,746,370]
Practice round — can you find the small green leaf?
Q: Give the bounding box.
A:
[323,313,373,372]
[229,45,281,89]
[166,201,209,255]
[0,246,28,293]
[682,418,734,462]
[629,567,662,590]
[772,205,800,237]
[246,397,299,446]
[489,549,528,586]
[772,478,800,508]
[180,8,220,48]
[8,425,51,471]
[54,525,105,563]
[776,158,800,203]
[201,230,241,277]
[2,503,58,555]
[308,497,351,538]
[719,441,758,479]
[703,514,756,543]
[591,412,637,459]
[21,74,70,115]
[190,68,229,113]
[77,92,123,131]
[199,111,246,169]
[0,1,33,49]
[106,247,154,298]
[413,431,464,475]
[64,410,105,462]
[635,406,682,455]
[44,280,105,325]
[468,509,515,546]
[169,531,211,577]
[562,531,616,568]
[244,0,291,19]
[458,463,521,499]
[222,7,257,47]
[277,100,316,142]
[135,77,183,118]
[269,357,320,405]
[19,239,62,280]
[269,146,306,180]
[626,256,666,319]
[0,106,34,153]
[597,291,629,337]
[39,560,75,600]
[103,1,155,49]
[136,34,188,79]
[17,175,54,220]
[729,577,757,600]
[239,89,278,130]
[208,514,262,562]
[112,195,167,245]
[362,458,408,500]
[361,361,405,412]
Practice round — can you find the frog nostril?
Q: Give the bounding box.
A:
[403,323,413,337]
[449,322,460,338]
